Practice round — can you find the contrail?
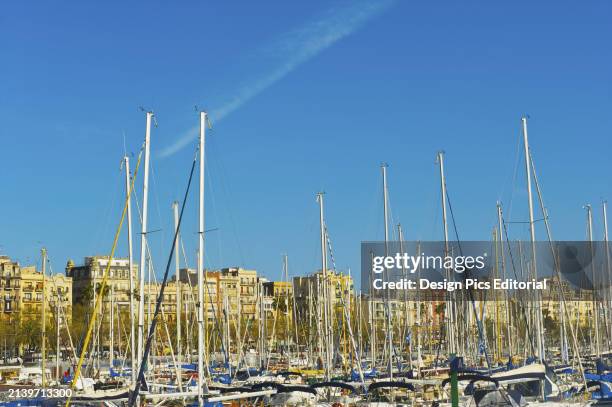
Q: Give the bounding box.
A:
[158,0,395,158]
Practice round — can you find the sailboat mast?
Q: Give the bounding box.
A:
[437,151,455,355]
[521,117,544,362]
[259,280,266,369]
[291,259,299,356]
[110,270,114,369]
[416,242,422,377]
[173,201,182,385]
[381,164,393,379]
[283,255,290,354]
[604,201,612,344]
[496,202,512,357]
[56,298,60,381]
[369,251,376,370]
[137,112,153,371]
[41,247,47,388]
[197,111,207,407]
[585,204,600,357]
[382,164,390,249]
[124,156,137,384]
[398,223,412,369]
[317,192,331,380]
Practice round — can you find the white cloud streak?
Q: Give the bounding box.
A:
[158,0,394,158]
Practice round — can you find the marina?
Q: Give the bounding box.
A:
[1,113,611,407]
[2,2,612,406]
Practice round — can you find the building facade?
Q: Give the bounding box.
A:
[0,255,72,323]
[66,256,138,307]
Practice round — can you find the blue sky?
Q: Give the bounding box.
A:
[1,1,611,284]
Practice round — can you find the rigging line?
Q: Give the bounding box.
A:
[384,180,397,241]
[324,224,337,271]
[205,149,223,269]
[373,170,403,372]
[388,204,398,241]
[318,251,367,389]
[202,264,231,373]
[444,186,493,373]
[506,124,523,237]
[132,174,163,283]
[141,262,183,392]
[424,164,441,241]
[501,216,536,357]
[149,160,167,276]
[175,234,200,362]
[445,186,461,244]
[529,150,587,388]
[209,135,247,267]
[498,125,520,205]
[179,234,191,270]
[91,164,122,257]
[174,176,229,373]
[128,148,198,407]
[366,174,385,245]
[65,145,144,407]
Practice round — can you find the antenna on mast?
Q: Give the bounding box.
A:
[138,106,157,126]
[195,105,213,129]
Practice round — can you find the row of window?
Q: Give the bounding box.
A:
[73,268,133,279]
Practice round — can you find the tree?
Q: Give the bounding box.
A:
[18,318,42,351]
[0,316,19,358]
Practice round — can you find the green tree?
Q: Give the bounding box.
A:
[18,318,42,351]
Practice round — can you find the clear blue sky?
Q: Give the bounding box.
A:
[1,1,611,284]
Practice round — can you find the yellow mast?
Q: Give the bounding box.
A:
[64,147,143,407]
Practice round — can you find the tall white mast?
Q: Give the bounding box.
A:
[415,242,422,377]
[521,117,544,362]
[173,201,182,386]
[437,151,455,355]
[317,192,331,380]
[381,164,393,379]
[283,255,290,353]
[137,111,153,372]
[259,280,266,369]
[585,204,600,357]
[123,155,136,384]
[41,248,47,388]
[55,297,60,381]
[197,111,207,407]
[382,164,390,250]
[369,251,376,370]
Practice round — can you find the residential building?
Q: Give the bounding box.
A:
[0,255,72,323]
[66,256,138,307]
